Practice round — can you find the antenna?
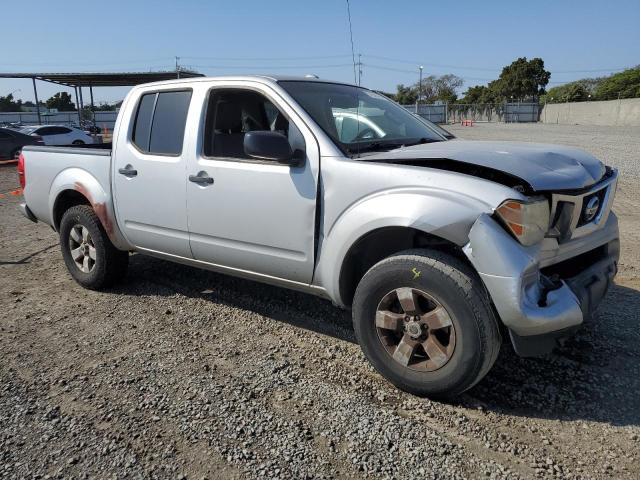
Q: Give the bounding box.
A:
[358,53,363,86]
[345,0,357,84]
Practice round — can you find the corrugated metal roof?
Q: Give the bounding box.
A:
[0,71,204,87]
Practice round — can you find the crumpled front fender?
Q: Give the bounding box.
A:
[463,213,584,337]
[315,189,495,307]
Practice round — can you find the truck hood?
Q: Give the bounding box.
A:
[362,140,605,191]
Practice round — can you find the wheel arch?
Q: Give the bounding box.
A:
[315,191,493,308]
[49,168,131,251]
[336,226,472,308]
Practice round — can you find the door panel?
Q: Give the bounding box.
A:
[113,89,193,257]
[186,85,319,283]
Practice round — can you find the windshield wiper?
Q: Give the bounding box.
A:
[347,138,441,156]
[402,137,442,147]
[346,141,409,156]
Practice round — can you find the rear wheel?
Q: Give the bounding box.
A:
[59,205,128,289]
[72,140,85,145]
[352,249,501,398]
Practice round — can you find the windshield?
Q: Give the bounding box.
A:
[278,81,445,155]
[19,126,38,134]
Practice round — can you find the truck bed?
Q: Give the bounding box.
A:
[21,144,113,229]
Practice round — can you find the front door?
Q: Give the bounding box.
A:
[186,84,319,283]
[113,89,194,258]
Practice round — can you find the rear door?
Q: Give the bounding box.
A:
[35,126,57,145]
[185,83,320,283]
[55,127,74,144]
[113,88,194,257]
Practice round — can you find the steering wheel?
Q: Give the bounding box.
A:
[353,127,376,141]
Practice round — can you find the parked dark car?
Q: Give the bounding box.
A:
[0,127,43,160]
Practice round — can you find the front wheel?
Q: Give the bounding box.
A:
[59,205,128,290]
[352,249,501,398]
[72,140,85,145]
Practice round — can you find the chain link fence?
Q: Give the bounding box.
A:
[403,103,540,124]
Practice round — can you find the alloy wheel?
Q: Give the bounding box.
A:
[375,287,456,371]
[69,224,96,273]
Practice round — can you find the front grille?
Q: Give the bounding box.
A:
[548,169,618,242]
[576,188,607,227]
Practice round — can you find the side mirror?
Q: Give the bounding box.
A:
[243,131,302,165]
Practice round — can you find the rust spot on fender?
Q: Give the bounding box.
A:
[73,182,115,237]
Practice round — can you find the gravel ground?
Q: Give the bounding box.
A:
[1,123,639,479]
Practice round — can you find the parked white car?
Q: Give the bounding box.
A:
[20,125,93,146]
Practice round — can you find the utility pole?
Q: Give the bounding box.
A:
[418,66,424,104]
[175,56,180,79]
[357,53,363,86]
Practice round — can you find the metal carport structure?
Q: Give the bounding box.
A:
[0,70,204,127]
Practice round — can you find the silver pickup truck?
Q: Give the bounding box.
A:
[19,76,619,398]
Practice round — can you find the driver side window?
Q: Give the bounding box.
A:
[203,89,303,160]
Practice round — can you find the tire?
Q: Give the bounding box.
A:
[352,248,501,398]
[72,140,85,145]
[59,205,128,290]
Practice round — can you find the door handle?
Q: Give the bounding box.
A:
[189,172,214,185]
[118,165,138,177]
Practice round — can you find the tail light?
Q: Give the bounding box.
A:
[33,135,44,144]
[17,153,26,189]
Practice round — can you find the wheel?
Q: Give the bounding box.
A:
[59,205,128,290]
[352,248,501,398]
[72,140,85,145]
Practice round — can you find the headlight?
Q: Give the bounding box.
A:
[495,199,550,246]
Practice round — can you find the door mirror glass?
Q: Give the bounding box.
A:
[244,131,301,165]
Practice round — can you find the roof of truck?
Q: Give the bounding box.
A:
[131,74,359,89]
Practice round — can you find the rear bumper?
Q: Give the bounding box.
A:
[19,203,38,223]
[463,213,619,356]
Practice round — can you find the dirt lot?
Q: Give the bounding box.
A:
[1,123,639,479]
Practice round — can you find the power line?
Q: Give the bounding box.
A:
[181,54,353,61]
[363,54,628,74]
[187,63,354,70]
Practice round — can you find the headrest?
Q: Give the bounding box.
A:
[215,101,243,133]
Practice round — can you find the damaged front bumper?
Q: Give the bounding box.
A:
[463,213,619,357]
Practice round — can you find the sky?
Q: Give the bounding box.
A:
[2,0,639,105]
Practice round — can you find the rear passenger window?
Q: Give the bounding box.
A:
[131,90,192,155]
[132,93,155,151]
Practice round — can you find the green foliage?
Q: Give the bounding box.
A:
[46,92,76,112]
[394,84,418,104]
[0,94,23,112]
[491,57,550,101]
[459,85,499,104]
[594,67,640,100]
[542,82,591,103]
[459,57,550,104]
[541,67,639,103]
[392,74,463,104]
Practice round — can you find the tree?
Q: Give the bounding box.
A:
[594,67,640,100]
[459,85,496,104]
[392,74,464,104]
[543,82,590,103]
[490,57,551,101]
[46,92,76,112]
[394,84,418,104]
[0,94,22,112]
